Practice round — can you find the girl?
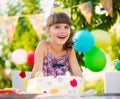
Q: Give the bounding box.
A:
[31,12,82,78]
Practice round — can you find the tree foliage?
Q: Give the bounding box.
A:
[58,0,120,31]
[6,0,42,16]
[57,0,120,66]
[0,0,42,88]
[10,17,40,71]
[109,18,120,61]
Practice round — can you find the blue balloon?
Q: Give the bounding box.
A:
[73,30,94,53]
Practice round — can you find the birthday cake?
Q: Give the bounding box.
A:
[26,75,84,95]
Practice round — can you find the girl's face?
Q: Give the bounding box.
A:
[48,23,71,45]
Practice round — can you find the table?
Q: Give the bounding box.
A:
[0,94,120,99]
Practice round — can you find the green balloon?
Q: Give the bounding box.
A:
[84,47,106,72]
[115,61,120,71]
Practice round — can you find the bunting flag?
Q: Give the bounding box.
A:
[28,14,46,40]
[100,0,113,17]
[52,7,71,17]
[52,6,61,13]
[52,1,61,13]
[0,18,2,26]
[0,16,19,42]
[53,1,60,8]
[78,1,92,24]
[52,1,71,16]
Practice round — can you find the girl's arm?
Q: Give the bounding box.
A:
[68,48,83,77]
[30,41,46,78]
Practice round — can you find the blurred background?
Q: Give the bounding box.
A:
[0,0,120,94]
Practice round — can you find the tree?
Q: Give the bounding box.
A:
[6,0,42,16]
[56,0,120,65]
[57,0,120,93]
[0,25,12,88]
[58,0,120,31]
[0,0,43,88]
[10,16,40,71]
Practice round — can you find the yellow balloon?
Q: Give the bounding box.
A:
[91,29,111,48]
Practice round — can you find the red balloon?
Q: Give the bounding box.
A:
[27,52,34,66]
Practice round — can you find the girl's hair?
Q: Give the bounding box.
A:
[46,12,74,50]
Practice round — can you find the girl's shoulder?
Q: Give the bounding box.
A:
[37,40,49,54]
[36,40,48,51]
[67,48,75,56]
[38,40,48,47]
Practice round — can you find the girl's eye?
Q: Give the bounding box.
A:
[65,26,69,29]
[55,26,59,28]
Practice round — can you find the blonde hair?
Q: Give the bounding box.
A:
[46,12,74,50]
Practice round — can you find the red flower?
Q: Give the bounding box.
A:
[19,71,26,78]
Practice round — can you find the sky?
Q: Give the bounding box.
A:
[0,0,54,16]
[0,0,7,11]
[0,0,20,16]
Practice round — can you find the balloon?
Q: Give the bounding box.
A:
[27,52,34,66]
[11,49,27,65]
[91,29,111,48]
[84,47,106,72]
[115,61,120,71]
[73,30,94,53]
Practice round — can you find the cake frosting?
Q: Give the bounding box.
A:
[26,75,84,95]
